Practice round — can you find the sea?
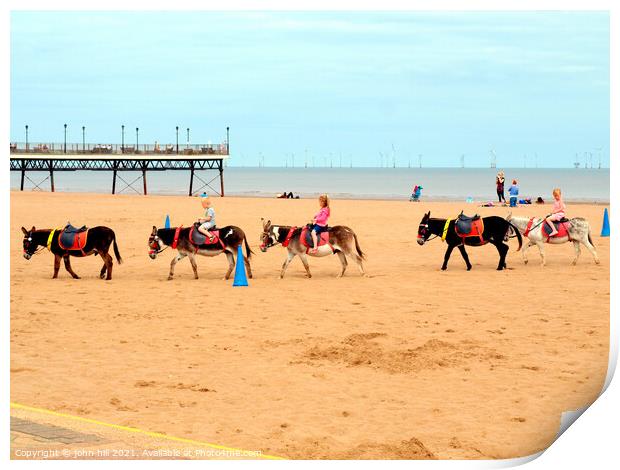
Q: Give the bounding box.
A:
[10,167,610,203]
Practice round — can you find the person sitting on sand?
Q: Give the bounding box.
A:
[197,195,216,242]
[545,188,566,237]
[310,194,330,253]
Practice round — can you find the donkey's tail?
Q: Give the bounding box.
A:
[113,233,123,264]
[353,232,366,260]
[588,229,595,248]
[508,222,522,251]
[244,236,254,259]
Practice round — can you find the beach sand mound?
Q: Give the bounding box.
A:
[299,333,504,374]
[283,436,436,459]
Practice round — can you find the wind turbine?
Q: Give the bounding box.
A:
[490,149,497,168]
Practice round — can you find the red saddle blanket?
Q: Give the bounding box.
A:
[58,230,89,251]
[542,220,571,240]
[58,229,88,252]
[189,226,224,247]
[300,227,332,250]
[454,219,485,243]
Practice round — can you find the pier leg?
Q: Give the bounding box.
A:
[189,163,194,196]
[112,170,117,194]
[20,165,25,191]
[219,164,224,197]
[142,166,148,195]
[49,160,55,192]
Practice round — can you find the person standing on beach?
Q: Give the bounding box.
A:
[508,179,519,207]
[545,188,566,237]
[198,195,216,242]
[310,194,330,254]
[496,171,506,203]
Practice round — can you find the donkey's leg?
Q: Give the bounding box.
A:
[280,251,297,279]
[522,240,534,265]
[168,252,187,280]
[535,241,546,266]
[336,251,348,278]
[53,254,62,278]
[581,235,600,264]
[244,256,253,279]
[63,255,80,279]
[493,242,509,270]
[441,244,456,270]
[224,251,235,280]
[188,252,199,279]
[99,262,107,279]
[571,241,582,266]
[103,252,114,280]
[457,245,472,270]
[298,253,312,278]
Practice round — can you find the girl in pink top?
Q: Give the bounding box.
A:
[310,194,330,253]
[545,188,566,236]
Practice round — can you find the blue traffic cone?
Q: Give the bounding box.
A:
[601,208,610,237]
[165,214,170,229]
[232,244,248,287]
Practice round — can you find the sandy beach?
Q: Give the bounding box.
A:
[10,191,610,459]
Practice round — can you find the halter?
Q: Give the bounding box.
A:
[417,222,439,242]
[23,233,47,257]
[148,235,169,255]
[260,231,280,250]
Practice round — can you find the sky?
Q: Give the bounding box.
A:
[10,11,610,168]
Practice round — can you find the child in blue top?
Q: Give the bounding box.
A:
[508,179,519,207]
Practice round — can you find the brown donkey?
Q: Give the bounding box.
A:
[259,219,366,278]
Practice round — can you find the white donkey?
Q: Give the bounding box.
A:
[506,213,599,266]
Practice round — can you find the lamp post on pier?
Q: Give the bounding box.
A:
[176,126,179,154]
[25,125,29,150]
[226,126,230,155]
[121,125,125,152]
[136,127,139,153]
[186,127,190,149]
[82,126,86,153]
[63,123,67,153]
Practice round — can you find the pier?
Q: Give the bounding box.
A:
[9,141,229,196]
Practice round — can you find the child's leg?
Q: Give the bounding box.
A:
[546,216,558,235]
[311,228,318,250]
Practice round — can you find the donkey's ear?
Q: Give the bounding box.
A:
[151,226,157,235]
[31,226,36,232]
[265,219,271,229]
[506,211,512,220]
[21,226,28,235]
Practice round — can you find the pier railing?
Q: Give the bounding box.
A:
[9,142,229,156]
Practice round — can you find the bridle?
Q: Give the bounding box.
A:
[259,229,279,251]
[23,234,46,258]
[148,234,168,255]
[417,221,439,243]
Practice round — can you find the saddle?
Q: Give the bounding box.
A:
[58,224,88,253]
[454,213,484,243]
[300,225,333,253]
[189,223,225,249]
[542,219,571,240]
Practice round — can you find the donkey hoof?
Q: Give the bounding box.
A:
[73,275,81,279]
[524,260,528,265]
[167,276,173,281]
[467,266,472,271]
[595,259,601,265]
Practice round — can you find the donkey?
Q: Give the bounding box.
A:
[259,219,366,278]
[148,225,253,280]
[506,213,599,266]
[416,212,522,271]
[21,225,122,280]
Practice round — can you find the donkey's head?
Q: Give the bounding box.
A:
[259,218,275,252]
[21,226,37,260]
[417,211,431,246]
[148,226,162,259]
